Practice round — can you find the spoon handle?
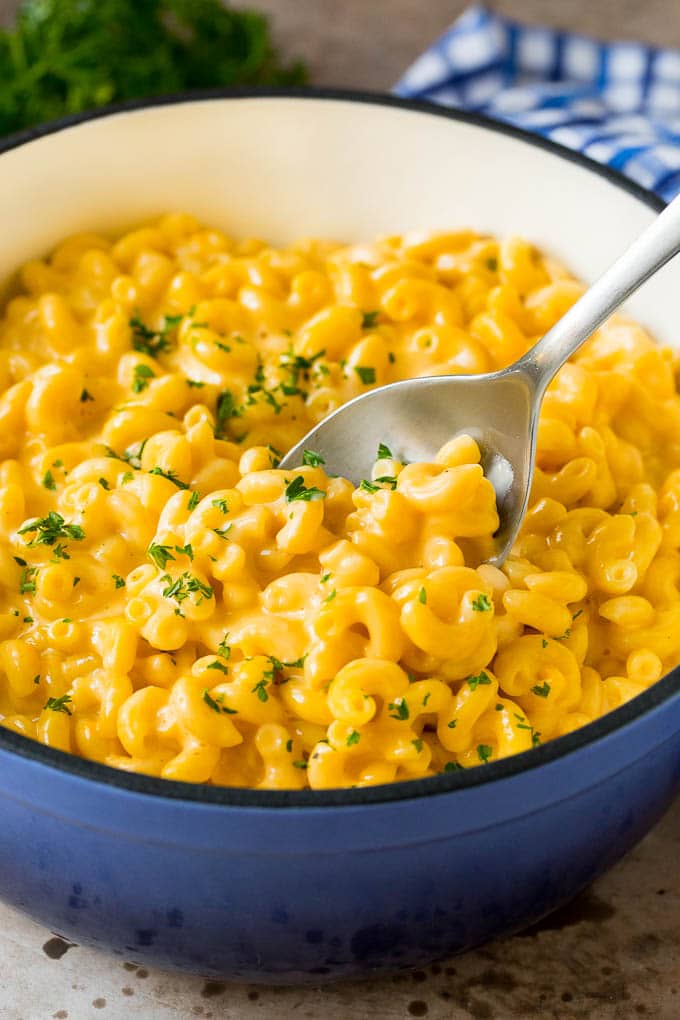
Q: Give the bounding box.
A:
[517,191,680,393]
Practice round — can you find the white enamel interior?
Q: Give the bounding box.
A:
[1,95,677,343]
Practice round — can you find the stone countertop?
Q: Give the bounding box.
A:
[0,1,679,1017]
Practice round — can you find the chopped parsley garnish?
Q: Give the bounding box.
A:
[19,566,37,593]
[174,543,194,560]
[285,739,293,753]
[42,469,56,490]
[418,586,427,604]
[388,698,409,721]
[359,479,379,493]
[216,634,231,659]
[206,659,228,674]
[447,719,457,729]
[323,588,337,604]
[186,379,205,388]
[266,444,282,467]
[412,738,424,753]
[292,759,308,770]
[202,689,237,715]
[130,312,182,358]
[112,574,126,589]
[72,576,81,587]
[471,593,492,612]
[161,572,213,606]
[422,692,431,707]
[132,363,155,393]
[377,443,393,460]
[531,681,551,698]
[251,678,269,703]
[467,671,491,691]
[80,388,94,402]
[187,491,200,511]
[485,256,498,272]
[212,498,228,513]
[374,475,397,489]
[361,310,380,329]
[477,744,493,763]
[388,351,396,364]
[346,730,361,747]
[495,703,504,712]
[302,450,325,467]
[98,477,110,490]
[320,572,331,583]
[514,713,542,746]
[214,389,241,438]
[148,466,188,489]
[45,694,72,715]
[444,761,463,773]
[148,543,175,570]
[284,476,325,503]
[33,674,40,685]
[18,511,85,548]
[354,365,376,385]
[541,638,549,648]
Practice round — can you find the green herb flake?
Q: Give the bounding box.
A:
[148,543,175,570]
[174,543,194,560]
[443,761,463,773]
[354,365,376,385]
[202,689,237,715]
[72,576,81,588]
[251,678,269,703]
[148,466,188,489]
[33,674,40,685]
[531,681,551,698]
[187,491,200,511]
[467,671,491,691]
[346,730,361,747]
[471,593,492,612]
[42,469,56,491]
[113,574,126,589]
[361,310,380,329]
[212,498,228,513]
[417,586,427,604]
[80,388,94,403]
[323,588,337,605]
[284,475,325,503]
[18,511,85,548]
[422,692,431,707]
[388,698,409,721]
[19,567,37,594]
[302,450,325,467]
[206,660,229,674]
[412,738,424,753]
[132,363,155,394]
[285,739,293,753]
[359,479,379,494]
[377,443,393,460]
[477,744,493,763]
[45,694,72,715]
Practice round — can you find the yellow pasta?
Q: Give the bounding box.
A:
[0,213,678,789]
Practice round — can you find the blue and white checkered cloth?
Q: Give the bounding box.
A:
[395,5,680,201]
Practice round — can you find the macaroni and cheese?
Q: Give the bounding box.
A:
[0,214,677,788]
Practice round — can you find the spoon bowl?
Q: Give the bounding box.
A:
[280,367,536,565]
[281,190,680,564]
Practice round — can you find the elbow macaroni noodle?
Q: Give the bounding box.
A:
[0,213,677,788]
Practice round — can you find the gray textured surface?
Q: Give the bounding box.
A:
[0,1,679,1017]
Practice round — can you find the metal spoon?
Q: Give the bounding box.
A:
[279,194,680,565]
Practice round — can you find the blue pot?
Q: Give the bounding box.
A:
[0,90,678,983]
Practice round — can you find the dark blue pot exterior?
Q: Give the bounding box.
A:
[0,682,678,984]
